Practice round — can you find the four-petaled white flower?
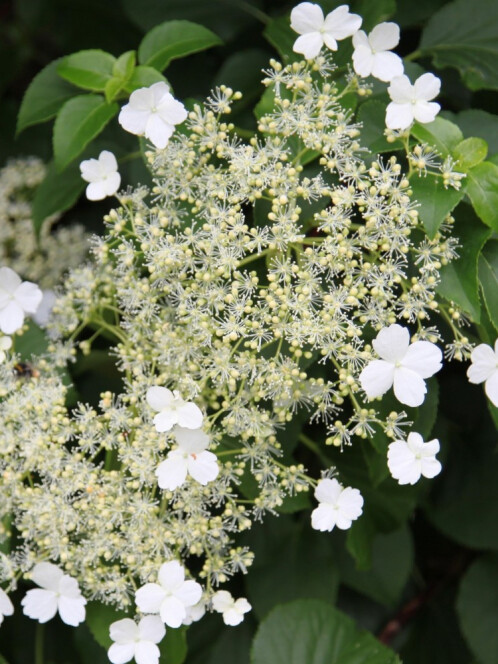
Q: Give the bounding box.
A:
[291,2,362,59]
[352,22,404,82]
[0,588,14,625]
[118,82,188,149]
[156,427,219,491]
[211,591,251,626]
[21,562,86,626]
[388,432,442,485]
[386,73,441,130]
[79,150,121,201]
[467,340,498,407]
[0,267,43,335]
[135,560,202,628]
[359,324,442,407]
[311,478,363,532]
[0,335,12,363]
[108,616,166,664]
[146,387,203,432]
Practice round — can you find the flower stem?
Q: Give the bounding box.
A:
[35,623,44,664]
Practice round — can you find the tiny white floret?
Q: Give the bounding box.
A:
[388,432,442,485]
[135,560,202,628]
[212,590,251,626]
[291,2,362,59]
[0,335,12,363]
[21,562,86,626]
[0,588,14,625]
[108,615,166,664]
[386,73,441,130]
[352,22,404,82]
[118,82,188,149]
[359,324,442,407]
[147,387,203,432]
[79,150,121,201]
[311,478,363,532]
[0,267,43,335]
[467,340,498,407]
[156,427,219,491]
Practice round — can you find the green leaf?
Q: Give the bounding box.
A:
[453,137,488,171]
[411,117,463,157]
[263,15,296,60]
[354,0,396,30]
[138,20,222,71]
[452,109,498,155]
[420,0,498,90]
[104,77,126,104]
[123,66,168,93]
[31,161,85,235]
[457,555,498,664]
[113,50,136,80]
[53,95,119,171]
[466,161,498,230]
[17,59,78,133]
[251,600,401,664]
[479,240,498,332]
[85,602,128,649]
[57,50,116,92]
[159,626,187,664]
[357,100,399,154]
[437,205,491,321]
[409,173,464,238]
[15,320,49,358]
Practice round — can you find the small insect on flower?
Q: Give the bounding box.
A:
[13,361,40,379]
[211,590,252,626]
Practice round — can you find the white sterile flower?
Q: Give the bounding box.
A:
[146,387,203,432]
[79,150,121,201]
[388,432,442,485]
[182,600,206,626]
[21,562,86,626]
[291,2,362,59]
[311,478,363,532]
[32,289,57,327]
[0,588,14,625]
[467,340,498,407]
[135,560,202,628]
[0,266,43,335]
[108,616,166,664]
[352,22,404,82]
[359,324,442,407]
[118,82,188,150]
[386,73,441,130]
[212,591,251,626]
[156,427,219,491]
[0,335,12,363]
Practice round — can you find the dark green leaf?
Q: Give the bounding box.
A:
[138,20,222,71]
[263,15,296,60]
[411,117,463,157]
[466,161,498,230]
[123,66,168,93]
[58,50,116,91]
[85,602,128,649]
[357,100,399,154]
[413,377,439,440]
[457,554,498,664]
[17,59,78,133]
[453,137,488,171]
[159,626,187,664]
[420,0,498,90]
[15,320,49,358]
[452,109,498,155]
[437,205,491,321]
[251,600,400,664]
[479,240,498,331]
[355,0,396,30]
[53,95,119,170]
[409,173,464,238]
[31,161,85,235]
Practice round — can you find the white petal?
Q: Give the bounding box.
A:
[33,290,56,326]
[337,487,363,521]
[311,503,337,531]
[290,2,324,34]
[324,5,362,39]
[369,22,400,51]
[0,589,14,616]
[386,102,414,130]
[108,643,136,664]
[420,457,442,479]
[58,595,86,626]
[222,608,245,626]
[359,359,395,398]
[322,33,339,51]
[21,589,58,623]
[58,574,83,599]
[187,451,219,485]
[485,371,498,407]
[144,115,174,150]
[406,431,425,453]
[174,580,202,608]
[174,427,209,453]
[135,583,166,614]
[138,615,166,644]
[212,591,233,613]
[128,86,155,111]
[99,150,118,173]
[468,344,496,384]
[314,477,342,504]
[0,301,24,334]
[387,441,420,484]
[234,598,251,615]
[158,561,185,591]
[159,595,186,628]
[402,340,442,378]
[86,181,108,201]
[147,386,174,412]
[183,601,205,625]
[135,642,161,664]
[79,158,102,182]
[149,81,171,101]
[393,367,427,407]
[153,411,178,432]
[373,324,410,361]
[371,51,404,82]
[0,336,12,351]
[177,402,204,429]
[102,172,121,197]
[352,30,369,48]
[293,32,324,58]
[110,618,139,644]
[156,453,188,490]
[388,75,414,104]
[157,96,188,126]
[0,267,22,294]
[414,73,440,101]
[352,45,374,77]
[118,106,150,136]
[31,562,63,591]
[413,100,440,125]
